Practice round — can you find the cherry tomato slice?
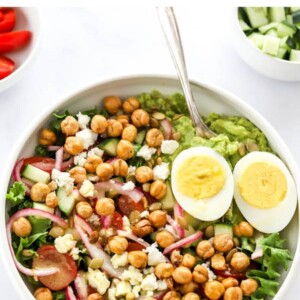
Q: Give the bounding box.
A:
[111,212,123,230]
[117,195,144,216]
[0,55,14,79]
[22,157,56,173]
[32,245,77,291]
[127,242,146,252]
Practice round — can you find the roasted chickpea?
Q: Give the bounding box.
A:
[181,253,196,269]
[172,266,192,284]
[116,139,134,160]
[233,221,254,237]
[39,128,57,146]
[222,277,239,289]
[107,119,123,137]
[61,116,79,136]
[150,180,167,199]
[122,124,137,142]
[163,291,181,300]
[240,279,258,296]
[156,230,175,248]
[95,198,115,216]
[49,226,65,238]
[45,192,58,208]
[96,163,114,181]
[84,155,103,173]
[123,97,140,114]
[214,233,234,252]
[64,136,84,155]
[182,292,200,300]
[76,201,93,219]
[204,280,225,300]
[30,182,51,202]
[128,250,148,268]
[112,159,128,177]
[135,166,153,183]
[12,217,32,237]
[148,210,167,228]
[179,281,199,294]
[69,166,87,183]
[34,287,53,300]
[171,249,183,266]
[87,293,103,300]
[146,128,164,147]
[131,109,150,127]
[224,287,243,300]
[117,114,129,127]
[103,96,122,114]
[230,252,250,272]
[132,219,153,237]
[108,236,128,254]
[125,293,135,300]
[211,253,226,270]
[155,263,174,279]
[196,240,215,259]
[91,115,108,134]
[192,264,208,284]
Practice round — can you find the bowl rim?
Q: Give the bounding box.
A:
[0,74,299,299]
[234,7,300,65]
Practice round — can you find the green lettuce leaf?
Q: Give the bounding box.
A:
[6,182,26,207]
[53,291,66,300]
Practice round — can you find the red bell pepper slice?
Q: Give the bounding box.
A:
[0,30,31,53]
[0,8,16,33]
[0,55,15,79]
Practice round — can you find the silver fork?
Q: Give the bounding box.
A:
[157,7,215,138]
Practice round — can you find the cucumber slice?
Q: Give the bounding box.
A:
[286,14,293,24]
[248,33,265,49]
[214,224,233,238]
[277,22,297,38]
[57,187,75,216]
[134,130,146,145]
[265,29,278,38]
[245,7,269,28]
[291,7,300,13]
[22,164,50,184]
[239,19,251,32]
[269,7,286,22]
[290,49,300,61]
[258,22,278,34]
[262,35,281,55]
[98,138,119,156]
[287,36,297,49]
[280,36,289,49]
[277,47,288,59]
[183,211,201,230]
[292,10,300,24]
[33,202,55,214]
[160,182,176,212]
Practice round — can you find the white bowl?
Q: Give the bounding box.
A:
[232,8,300,81]
[0,8,41,93]
[0,75,299,299]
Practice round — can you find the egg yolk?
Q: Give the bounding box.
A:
[176,155,226,200]
[238,162,287,209]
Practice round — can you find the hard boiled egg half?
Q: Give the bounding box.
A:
[171,146,234,221]
[233,151,297,233]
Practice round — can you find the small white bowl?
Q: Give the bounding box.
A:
[232,8,300,81]
[0,8,41,93]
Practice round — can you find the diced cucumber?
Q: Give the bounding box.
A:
[287,36,297,49]
[33,202,55,214]
[290,49,300,61]
[262,35,281,55]
[277,22,297,38]
[269,7,286,22]
[262,7,268,17]
[280,36,289,49]
[248,33,265,49]
[292,10,300,24]
[98,138,119,156]
[277,47,288,59]
[57,187,75,216]
[183,211,201,230]
[258,22,278,34]
[134,129,146,145]
[160,182,176,212]
[286,14,293,24]
[239,19,251,32]
[22,164,50,184]
[245,7,269,28]
[265,29,278,38]
[133,144,141,156]
[214,223,233,238]
[291,7,300,13]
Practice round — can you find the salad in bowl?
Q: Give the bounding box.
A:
[3,81,298,300]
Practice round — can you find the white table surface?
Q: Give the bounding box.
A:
[0,6,300,299]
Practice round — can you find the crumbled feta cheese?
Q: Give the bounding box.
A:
[87,213,100,226]
[132,285,141,298]
[87,268,110,295]
[116,281,132,297]
[145,244,166,266]
[165,224,178,238]
[108,287,116,300]
[111,252,128,269]
[157,279,168,291]
[141,273,158,291]
[79,180,94,197]
[122,181,135,191]
[70,247,80,260]
[137,145,157,161]
[76,129,98,149]
[140,210,150,218]
[128,166,136,175]
[55,234,77,254]
[122,216,131,233]
[88,147,104,157]
[51,169,74,188]
[153,162,170,180]
[202,263,217,281]
[77,112,90,129]
[121,266,143,285]
[100,228,114,238]
[161,140,179,154]
[74,151,87,167]
[143,267,154,275]
[87,174,100,182]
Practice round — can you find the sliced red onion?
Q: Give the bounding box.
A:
[102,215,112,229]
[251,233,264,260]
[62,156,74,171]
[6,208,68,277]
[106,158,118,164]
[47,145,62,151]
[74,215,124,278]
[117,230,151,248]
[12,159,31,194]
[160,119,173,140]
[174,203,184,219]
[55,147,64,171]
[74,215,93,235]
[167,215,185,239]
[65,286,77,300]
[74,271,88,300]
[95,181,143,203]
[163,231,203,255]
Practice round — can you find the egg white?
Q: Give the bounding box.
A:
[171,146,234,221]
[233,151,297,233]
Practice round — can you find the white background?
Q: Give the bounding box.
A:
[0,6,300,299]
